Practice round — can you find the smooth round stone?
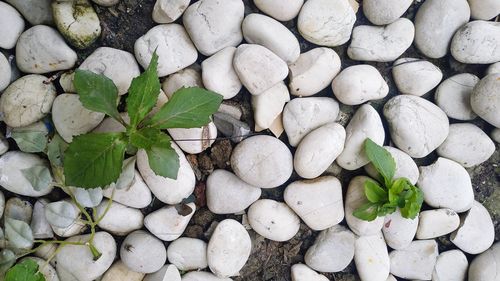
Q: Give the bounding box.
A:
[206,170,261,214]
[384,95,449,158]
[283,97,339,146]
[0,53,10,92]
[92,0,120,6]
[56,232,116,281]
[284,177,344,231]
[337,104,385,170]
[304,225,355,273]
[103,170,152,209]
[0,151,53,197]
[233,44,288,96]
[392,58,443,96]
[486,62,500,75]
[418,157,474,213]
[289,47,341,97]
[416,209,459,239]
[355,233,390,281]
[252,81,290,130]
[414,0,470,59]
[247,199,300,241]
[451,201,495,254]
[0,2,24,49]
[208,219,251,278]
[144,264,181,281]
[144,203,195,241]
[298,0,356,47]
[432,250,468,281]
[365,146,419,185]
[231,135,292,188]
[22,257,59,281]
[137,144,195,205]
[492,128,500,143]
[5,0,53,25]
[332,65,389,105]
[451,21,500,64]
[182,272,233,281]
[202,47,241,100]
[468,242,500,281]
[102,261,145,281]
[134,24,198,77]
[348,18,414,62]
[291,264,328,281]
[58,72,75,93]
[345,176,384,236]
[469,0,500,20]
[362,0,412,25]
[52,94,105,143]
[152,0,189,23]
[120,230,167,273]
[294,123,345,179]
[94,200,143,236]
[389,240,438,280]
[435,73,479,120]
[79,47,140,95]
[437,123,495,167]
[242,13,300,64]
[471,73,500,127]
[382,210,418,250]
[16,25,77,74]
[31,200,53,239]
[254,0,303,21]
[162,67,203,97]
[50,200,85,238]
[182,0,244,56]
[0,75,56,128]
[5,197,32,223]
[167,238,207,271]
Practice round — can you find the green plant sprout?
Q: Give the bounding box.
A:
[353,138,424,221]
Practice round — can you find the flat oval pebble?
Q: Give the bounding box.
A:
[283,97,339,146]
[384,95,449,158]
[298,0,356,47]
[144,264,181,281]
[247,199,300,242]
[337,104,385,170]
[233,44,288,96]
[207,219,251,278]
[152,0,190,23]
[202,47,242,100]
[362,0,413,25]
[182,0,244,56]
[206,169,261,214]
[418,157,474,213]
[134,24,197,77]
[348,18,414,62]
[242,13,300,64]
[0,2,25,49]
[294,122,345,179]
[102,170,152,209]
[167,237,207,271]
[120,230,167,273]
[254,0,303,21]
[451,21,500,64]
[182,272,233,281]
[470,73,500,127]
[389,240,438,280]
[365,146,419,185]
[332,65,389,105]
[469,0,500,20]
[0,53,10,92]
[291,264,328,281]
[5,0,53,25]
[392,58,443,96]
[451,201,495,254]
[231,135,292,188]
[304,225,355,273]
[414,0,470,59]
[435,73,479,120]
[382,210,418,250]
[102,260,145,281]
[144,203,195,241]
[432,250,468,281]
[416,208,460,239]
[468,242,500,281]
[0,74,56,128]
[94,200,144,236]
[354,233,390,281]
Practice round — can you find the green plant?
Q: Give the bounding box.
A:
[64,52,223,189]
[353,138,424,221]
[5,259,44,281]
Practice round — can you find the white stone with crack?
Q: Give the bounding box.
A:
[435,73,479,120]
[451,21,500,64]
[362,0,413,25]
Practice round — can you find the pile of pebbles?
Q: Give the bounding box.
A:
[0,0,499,280]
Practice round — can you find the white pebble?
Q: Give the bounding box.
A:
[451,21,500,64]
[101,260,145,281]
[254,0,303,21]
[144,203,195,241]
[355,233,390,281]
[0,53,10,92]
[102,170,152,209]
[167,237,207,271]
[392,58,443,96]
[4,0,52,25]
[469,0,500,20]
[389,240,438,280]
[432,250,468,281]
[144,264,181,281]
[0,2,25,49]
[291,264,328,281]
[252,81,290,130]
[468,242,500,281]
[470,73,500,127]
[247,199,300,242]
[94,200,144,236]
[365,146,419,185]
[152,0,189,23]
[332,65,389,105]
[120,230,167,273]
[434,73,479,120]
[202,47,242,100]
[362,0,412,25]
[416,208,460,239]
[382,210,418,250]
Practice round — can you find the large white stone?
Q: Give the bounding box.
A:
[144,203,195,241]
[102,170,153,209]
[332,65,389,105]
[247,199,300,242]
[5,0,53,25]
[362,0,413,25]
[94,200,144,236]
[468,242,500,281]
[416,208,460,239]
[365,146,419,185]
[0,2,25,49]
[382,210,418,250]
[355,233,390,281]
[435,73,479,120]
[470,73,500,127]
[252,81,290,130]
[451,21,500,64]
[152,0,190,23]
[432,250,468,281]
[167,237,207,271]
[202,47,241,100]
[120,230,167,273]
[254,0,304,21]
[469,0,500,20]
[291,264,328,281]
[389,240,438,280]
[392,58,443,96]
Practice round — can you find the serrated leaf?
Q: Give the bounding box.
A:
[126,52,161,128]
[70,186,103,208]
[364,138,395,187]
[73,69,121,121]
[400,185,424,219]
[389,178,407,203]
[352,202,379,222]
[11,131,48,153]
[0,249,16,277]
[5,218,33,250]
[364,179,387,203]
[144,133,179,179]
[44,201,78,229]
[113,156,136,190]
[129,127,163,150]
[20,165,52,192]
[144,87,223,129]
[5,259,45,281]
[63,132,128,189]
[47,134,68,167]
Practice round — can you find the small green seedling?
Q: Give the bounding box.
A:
[64,52,223,189]
[353,138,424,221]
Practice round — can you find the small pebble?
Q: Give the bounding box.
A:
[434,73,479,120]
[392,58,443,96]
[247,199,300,242]
[416,208,460,239]
[291,264,328,281]
[0,2,25,49]
[254,0,303,21]
[432,250,468,281]
[470,73,500,127]
[332,65,389,105]
[202,47,242,100]
[120,230,167,274]
[167,237,207,271]
[362,0,413,25]
[355,233,390,281]
[152,0,189,23]
[382,210,418,250]
[389,240,438,280]
[144,203,195,241]
[451,21,500,64]
[468,242,500,281]
[252,82,290,130]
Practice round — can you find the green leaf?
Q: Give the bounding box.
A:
[364,138,396,187]
[144,87,223,129]
[364,179,388,203]
[73,69,121,121]
[389,178,409,203]
[129,127,163,150]
[47,134,68,167]
[20,165,52,192]
[141,132,180,179]
[126,52,161,128]
[5,218,33,250]
[63,132,127,189]
[11,131,48,153]
[400,185,424,219]
[353,202,379,222]
[112,156,136,190]
[5,259,45,281]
